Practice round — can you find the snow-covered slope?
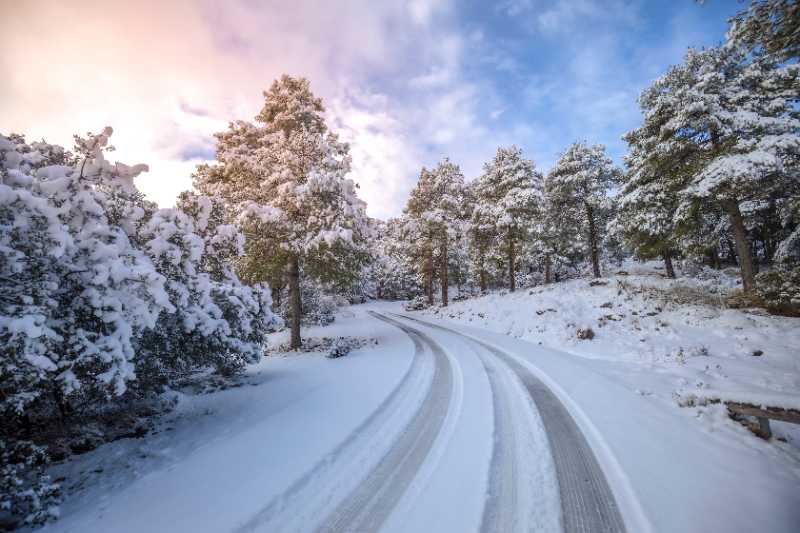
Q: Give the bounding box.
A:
[422,263,800,414]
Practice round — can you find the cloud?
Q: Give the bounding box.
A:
[0,0,741,216]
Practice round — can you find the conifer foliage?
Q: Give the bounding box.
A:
[624,46,799,291]
[471,146,541,291]
[404,159,467,306]
[194,75,370,348]
[547,143,619,278]
[0,129,279,526]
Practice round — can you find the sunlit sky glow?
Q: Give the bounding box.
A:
[2,0,742,219]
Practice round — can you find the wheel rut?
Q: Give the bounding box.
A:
[313,311,455,533]
[395,313,627,533]
[234,311,454,533]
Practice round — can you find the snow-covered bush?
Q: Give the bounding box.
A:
[1,129,169,416]
[279,278,339,327]
[405,295,430,311]
[1,129,279,525]
[0,440,60,528]
[754,268,800,316]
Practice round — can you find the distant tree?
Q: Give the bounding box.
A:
[472,146,541,291]
[547,142,618,278]
[194,75,370,348]
[404,159,466,306]
[366,218,421,300]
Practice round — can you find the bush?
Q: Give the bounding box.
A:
[755,268,800,316]
[404,295,430,311]
[0,130,280,526]
[0,440,59,528]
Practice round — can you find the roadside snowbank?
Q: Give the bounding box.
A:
[421,262,800,429]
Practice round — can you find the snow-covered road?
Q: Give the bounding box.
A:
[42,304,800,533]
[396,312,626,533]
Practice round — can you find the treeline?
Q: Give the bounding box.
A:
[0,78,370,527]
[367,0,799,311]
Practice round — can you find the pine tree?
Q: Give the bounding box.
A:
[547,142,618,278]
[473,146,541,291]
[627,46,800,291]
[404,159,466,306]
[366,218,421,300]
[194,76,370,348]
[616,132,682,278]
[727,0,800,61]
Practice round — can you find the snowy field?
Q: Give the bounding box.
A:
[33,292,800,533]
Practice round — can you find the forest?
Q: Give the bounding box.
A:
[1,0,798,529]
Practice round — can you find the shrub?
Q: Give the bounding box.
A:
[754,268,800,316]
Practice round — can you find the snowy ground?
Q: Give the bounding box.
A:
[428,262,800,415]
[34,282,800,533]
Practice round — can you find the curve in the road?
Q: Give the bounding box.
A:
[314,311,455,533]
[234,312,452,533]
[395,313,628,533]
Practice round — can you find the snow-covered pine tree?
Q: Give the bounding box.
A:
[0,129,174,525]
[404,159,466,306]
[466,179,495,292]
[616,132,682,278]
[727,0,800,61]
[194,75,370,348]
[366,218,421,300]
[547,142,618,278]
[473,146,541,291]
[404,170,438,304]
[628,46,800,291]
[532,175,586,283]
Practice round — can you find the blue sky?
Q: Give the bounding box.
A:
[3,0,744,219]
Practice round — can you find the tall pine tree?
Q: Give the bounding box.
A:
[194,76,369,348]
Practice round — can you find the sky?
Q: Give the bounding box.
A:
[1,0,744,219]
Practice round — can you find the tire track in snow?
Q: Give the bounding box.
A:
[396,314,627,533]
[233,311,454,533]
[473,343,523,533]
[315,312,454,533]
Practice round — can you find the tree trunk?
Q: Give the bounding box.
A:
[270,285,282,311]
[440,236,449,306]
[288,256,302,349]
[426,247,434,305]
[663,249,676,279]
[545,254,552,284]
[585,202,601,278]
[708,246,721,269]
[722,199,756,292]
[479,266,487,293]
[508,237,516,292]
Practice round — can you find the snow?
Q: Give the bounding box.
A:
[422,262,800,416]
[31,290,800,533]
[38,309,417,533]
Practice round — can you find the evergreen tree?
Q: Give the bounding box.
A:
[727,0,800,61]
[547,142,618,278]
[404,159,466,306]
[627,46,800,291]
[473,146,541,291]
[194,75,370,348]
[617,132,682,278]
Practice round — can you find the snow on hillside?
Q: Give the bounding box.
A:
[420,261,800,442]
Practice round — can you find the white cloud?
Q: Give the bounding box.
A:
[0,0,480,216]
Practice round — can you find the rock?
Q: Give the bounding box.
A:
[576,327,595,340]
[589,280,608,287]
[752,350,764,357]
[599,302,613,308]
